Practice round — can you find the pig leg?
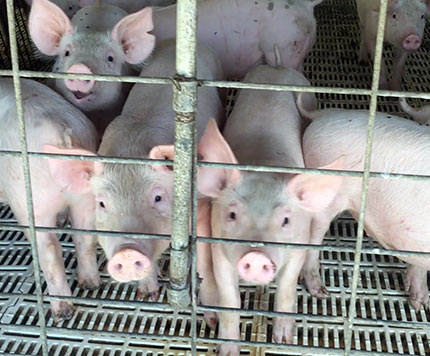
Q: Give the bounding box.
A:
[358,24,369,64]
[366,39,388,89]
[13,202,74,321]
[69,194,100,290]
[137,265,160,300]
[388,49,408,91]
[197,198,219,329]
[273,250,306,344]
[212,244,241,356]
[301,214,336,298]
[405,264,429,311]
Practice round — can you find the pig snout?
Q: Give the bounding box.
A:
[107,248,151,282]
[237,251,276,284]
[402,34,421,51]
[64,63,95,95]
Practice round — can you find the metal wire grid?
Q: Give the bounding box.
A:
[0,0,429,355]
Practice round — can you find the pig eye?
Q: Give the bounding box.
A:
[65,50,70,57]
[108,55,114,62]
[422,14,425,20]
[99,201,106,209]
[228,212,236,220]
[282,217,289,226]
[392,13,397,19]
[154,195,162,203]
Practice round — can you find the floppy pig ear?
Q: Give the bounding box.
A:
[148,145,174,173]
[43,145,101,194]
[111,7,155,65]
[287,156,344,213]
[197,119,240,197]
[29,0,73,56]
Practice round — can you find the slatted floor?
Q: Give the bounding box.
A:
[1,0,430,355]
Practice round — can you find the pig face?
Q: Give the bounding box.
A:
[197,121,344,285]
[29,0,155,114]
[211,173,304,284]
[92,164,173,264]
[384,0,428,50]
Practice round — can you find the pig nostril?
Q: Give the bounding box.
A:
[135,261,142,268]
[117,264,122,271]
[244,263,250,270]
[263,264,270,272]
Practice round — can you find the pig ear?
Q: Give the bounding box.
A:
[287,156,344,213]
[148,145,174,174]
[197,119,241,197]
[43,145,101,194]
[111,7,155,65]
[29,0,73,56]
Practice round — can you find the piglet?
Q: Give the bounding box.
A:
[153,0,323,79]
[298,98,430,311]
[357,0,430,90]
[0,78,99,321]
[196,65,342,355]
[44,40,225,326]
[28,0,155,135]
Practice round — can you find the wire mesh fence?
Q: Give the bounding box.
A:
[0,0,429,355]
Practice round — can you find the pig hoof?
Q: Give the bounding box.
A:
[302,272,328,298]
[273,317,294,344]
[216,344,240,356]
[409,292,430,311]
[204,311,218,329]
[137,278,160,301]
[78,275,101,290]
[53,301,75,322]
[309,285,329,298]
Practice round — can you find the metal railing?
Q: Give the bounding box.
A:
[0,0,429,355]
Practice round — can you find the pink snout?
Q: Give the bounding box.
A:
[237,251,276,284]
[402,35,421,51]
[64,63,95,93]
[107,248,151,283]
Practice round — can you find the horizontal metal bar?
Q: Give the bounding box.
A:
[1,324,424,356]
[1,221,430,258]
[2,150,430,183]
[2,291,428,331]
[0,69,430,99]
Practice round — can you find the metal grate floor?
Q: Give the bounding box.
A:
[1,0,430,355]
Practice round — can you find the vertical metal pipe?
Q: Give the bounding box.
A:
[5,0,49,354]
[343,0,388,355]
[168,0,198,310]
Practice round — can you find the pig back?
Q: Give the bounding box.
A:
[103,40,224,157]
[0,78,97,153]
[223,65,309,168]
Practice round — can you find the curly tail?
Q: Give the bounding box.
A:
[399,98,430,125]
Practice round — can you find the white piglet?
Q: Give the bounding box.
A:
[43,40,225,325]
[28,0,155,135]
[298,101,430,311]
[357,0,430,90]
[196,65,343,356]
[0,78,99,321]
[153,0,323,79]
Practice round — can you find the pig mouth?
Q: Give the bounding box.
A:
[72,91,92,101]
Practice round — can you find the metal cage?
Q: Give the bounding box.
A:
[0,0,429,355]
